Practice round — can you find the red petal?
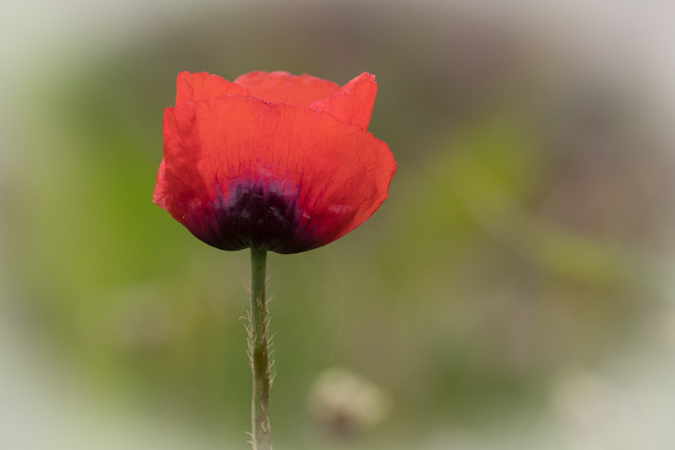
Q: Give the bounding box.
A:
[152,158,185,224]
[175,71,249,106]
[152,158,170,211]
[160,95,396,252]
[233,71,341,106]
[309,72,378,130]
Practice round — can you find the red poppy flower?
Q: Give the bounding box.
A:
[153,71,396,254]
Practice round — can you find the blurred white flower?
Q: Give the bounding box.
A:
[309,367,393,438]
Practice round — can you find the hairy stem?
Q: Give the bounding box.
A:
[249,249,271,450]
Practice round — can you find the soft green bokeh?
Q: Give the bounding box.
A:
[2,2,675,449]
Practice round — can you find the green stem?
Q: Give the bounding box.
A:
[249,249,272,450]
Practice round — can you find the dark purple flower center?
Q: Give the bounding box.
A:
[198,178,318,254]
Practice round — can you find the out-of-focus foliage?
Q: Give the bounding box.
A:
[2,2,675,449]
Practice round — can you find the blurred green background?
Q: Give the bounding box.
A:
[2,1,675,449]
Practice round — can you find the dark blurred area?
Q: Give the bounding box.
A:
[2,1,675,449]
